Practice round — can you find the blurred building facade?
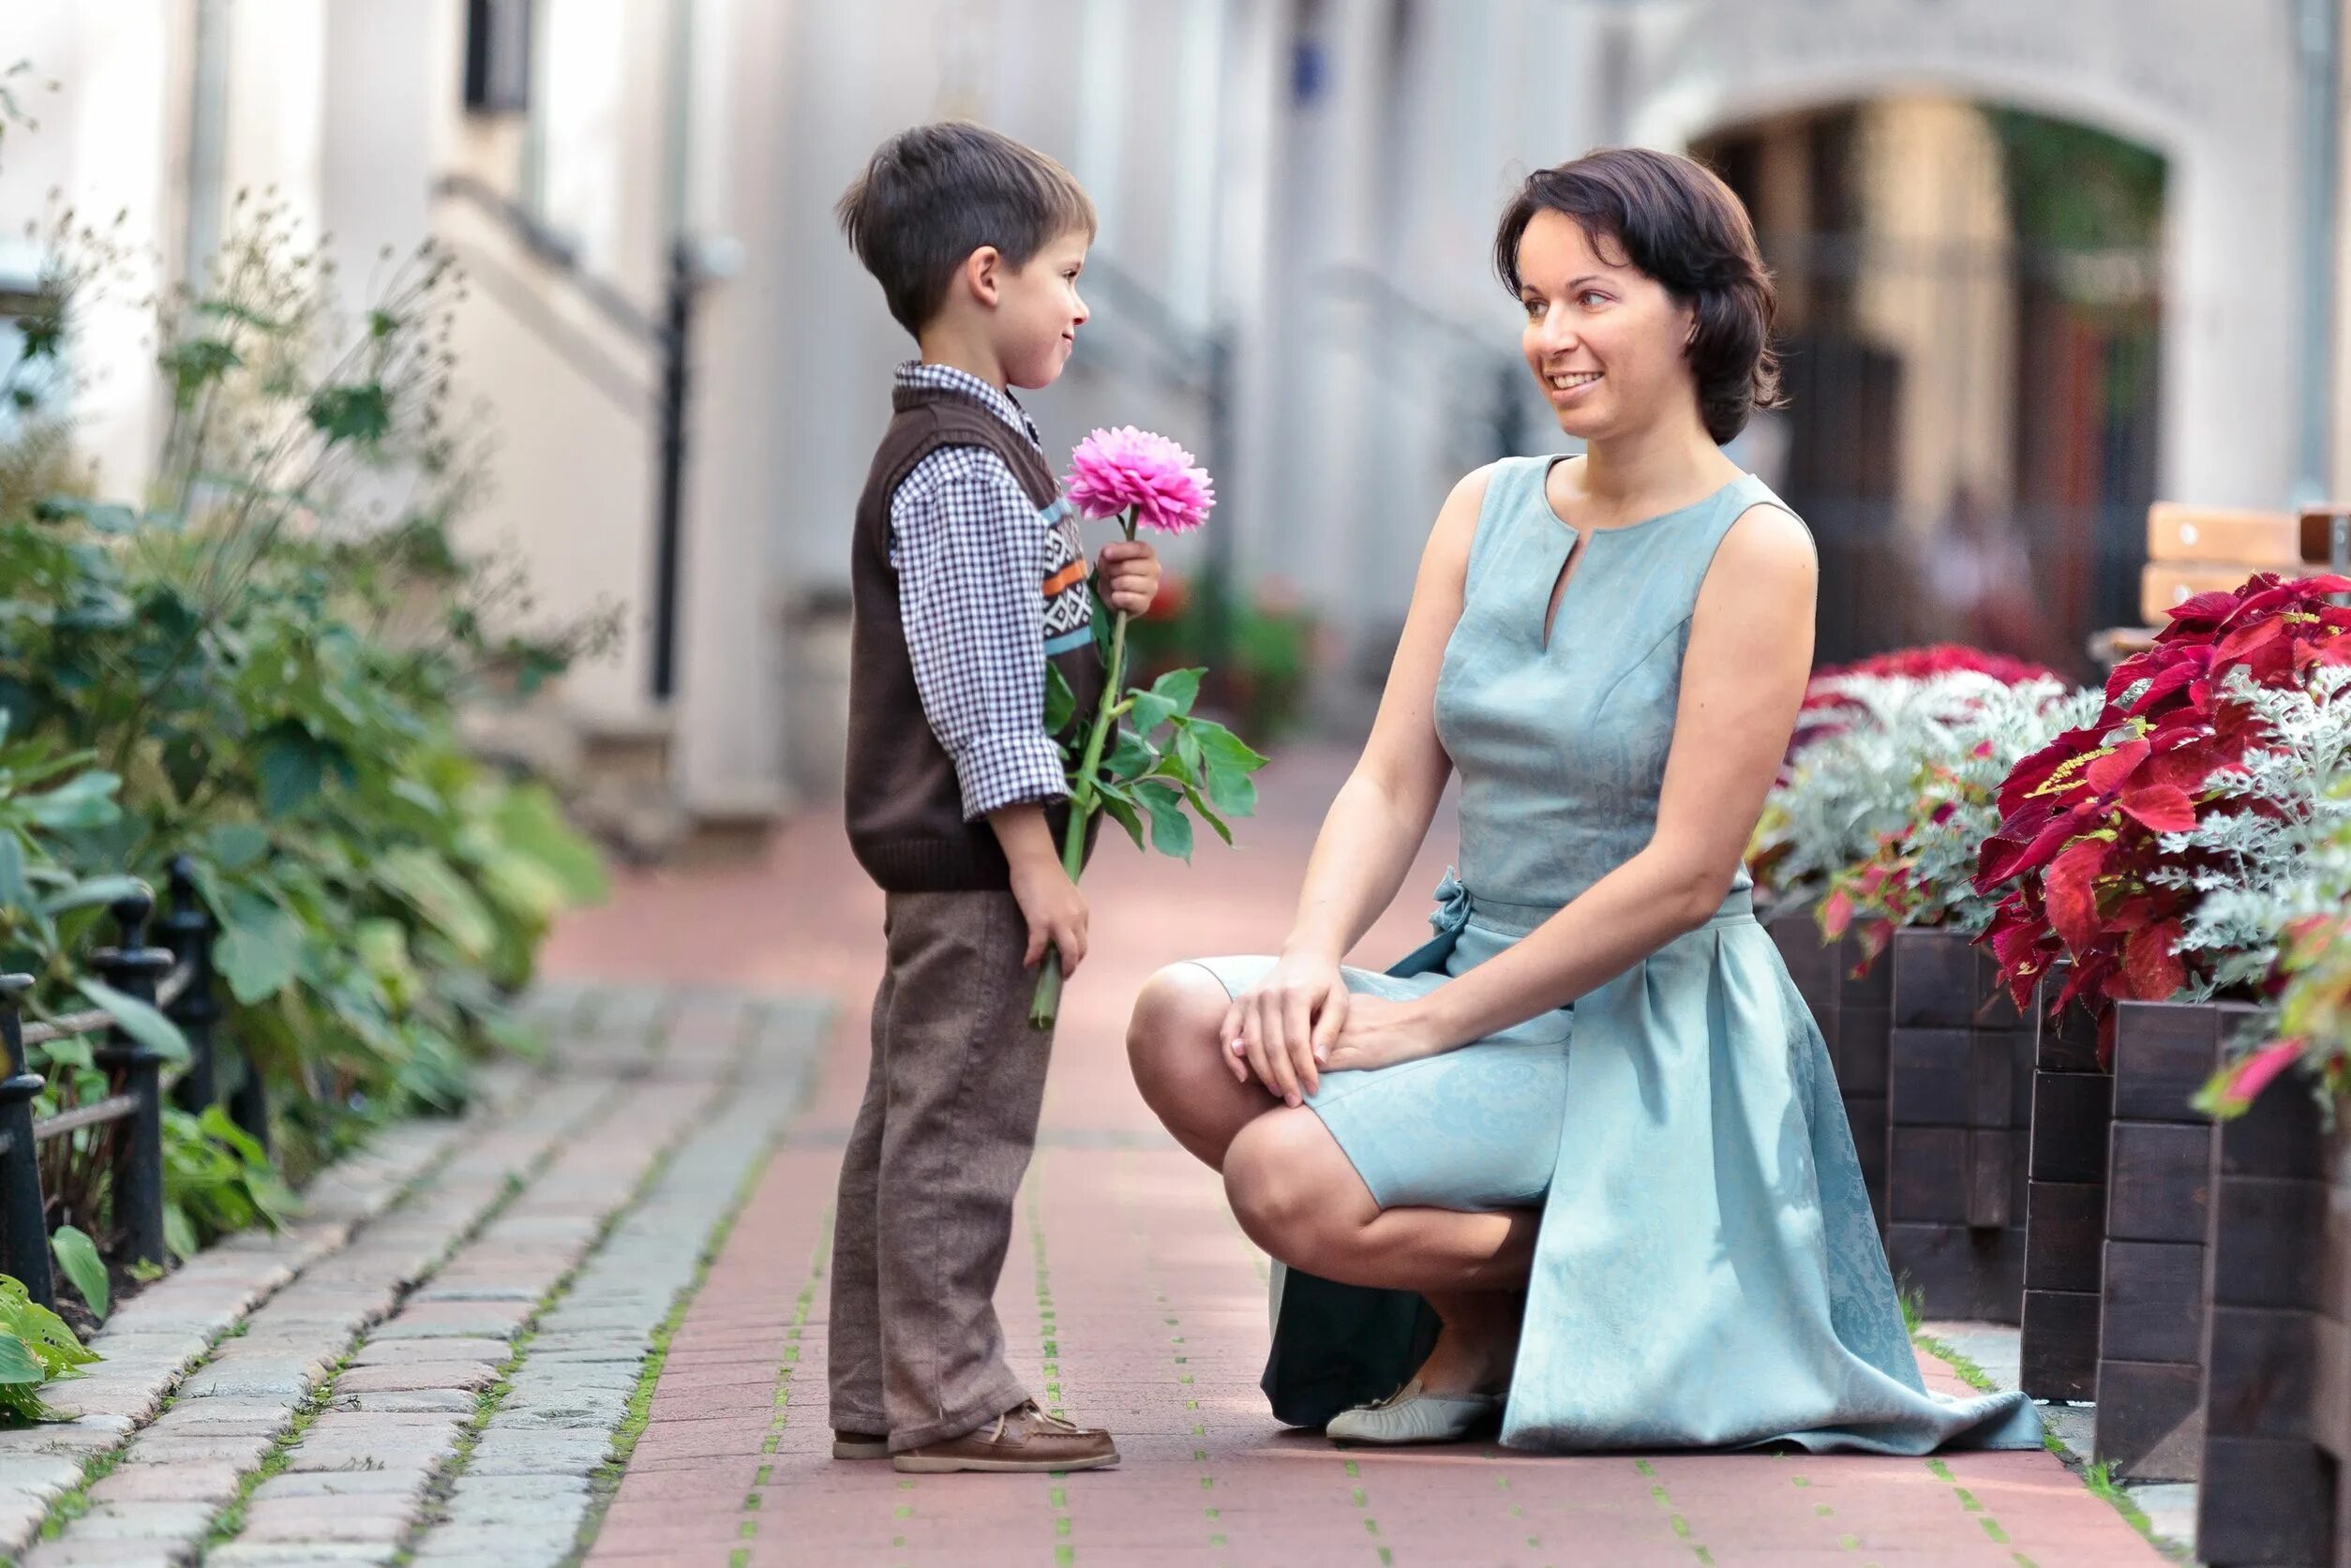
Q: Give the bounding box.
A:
[1,0,2344,845]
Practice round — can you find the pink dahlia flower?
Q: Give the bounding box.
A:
[1065,426,1215,534]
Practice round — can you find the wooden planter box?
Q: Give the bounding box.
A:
[2092,999,2262,1483]
[1766,903,1890,1228]
[2195,1068,2339,1567]
[1882,928,2031,1320]
[2021,979,2107,1398]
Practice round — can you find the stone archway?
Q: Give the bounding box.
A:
[1617,0,2310,510]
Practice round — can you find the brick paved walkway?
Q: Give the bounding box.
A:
[548,749,2167,1568]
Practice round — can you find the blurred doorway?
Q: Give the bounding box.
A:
[1695,99,2165,677]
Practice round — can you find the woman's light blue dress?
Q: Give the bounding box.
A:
[1191,455,2041,1454]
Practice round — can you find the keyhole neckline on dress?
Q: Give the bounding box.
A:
[1537,455,1750,651]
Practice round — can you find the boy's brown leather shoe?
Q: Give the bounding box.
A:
[891,1401,1119,1473]
[831,1430,890,1460]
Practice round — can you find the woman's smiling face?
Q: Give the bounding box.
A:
[1515,208,1698,441]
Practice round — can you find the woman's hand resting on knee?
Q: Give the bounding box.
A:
[1223,961,1449,1104]
[1319,995,1445,1075]
[1222,952,1349,1107]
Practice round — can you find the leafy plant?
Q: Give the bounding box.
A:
[1750,671,2022,908]
[1975,574,2351,1042]
[160,1106,294,1262]
[1123,575,1319,742]
[1820,679,2102,962]
[48,1225,104,1319]
[0,142,612,1262]
[0,1273,97,1424]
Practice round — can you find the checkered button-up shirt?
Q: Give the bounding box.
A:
[888,361,1093,822]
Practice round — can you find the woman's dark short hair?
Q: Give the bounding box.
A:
[837,122,1096,337]
[1493,147,1783,445]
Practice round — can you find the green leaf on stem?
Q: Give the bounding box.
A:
[1137,783,1194,862]
[49,1226,106,1318]
[1100,793,1146,852]
[1184,784,1235,846]
[75,979,190,1062]
[1105,726,1157,783]
[1044,664,1077,737]
[1193,720,1269,775]
[1150,667,1204,717]
[1204,765,1257,818]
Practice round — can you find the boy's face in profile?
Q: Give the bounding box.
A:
[988,228,1091,391]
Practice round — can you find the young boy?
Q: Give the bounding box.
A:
[828,122,1156,1474]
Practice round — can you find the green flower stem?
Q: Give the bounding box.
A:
[1030,513,1137,1030]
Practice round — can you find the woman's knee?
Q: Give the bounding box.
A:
[1127,963,1228,1098]
[1224,1111,1372,1268]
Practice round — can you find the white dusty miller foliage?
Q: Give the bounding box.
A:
[1755,672,2045,904]
[1889,679,2104,933]
[2170,664,2351,996]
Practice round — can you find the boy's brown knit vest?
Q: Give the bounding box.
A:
[845,382,1107,891]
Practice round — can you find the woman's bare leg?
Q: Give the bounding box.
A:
[1222,1108,1535,1396]
[1127,963,1279,1168]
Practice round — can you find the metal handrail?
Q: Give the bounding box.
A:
[18,959,196,1048]
[0,856,262,1307]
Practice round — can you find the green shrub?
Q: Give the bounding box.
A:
[0,1273,97,1423]
[0,171,613,1247]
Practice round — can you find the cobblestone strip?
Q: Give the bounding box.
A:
[198,1000,820,1568]
[15,1062,624,1568]
[410,1008,818,1568]
[0,1058,541,1561]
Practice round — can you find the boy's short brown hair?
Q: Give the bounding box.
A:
[1493,147,1783,446]
[837,122,1096,337]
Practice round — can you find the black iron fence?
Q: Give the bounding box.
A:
[0,858,254,1308]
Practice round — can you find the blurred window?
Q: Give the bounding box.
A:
[465,0,532,114]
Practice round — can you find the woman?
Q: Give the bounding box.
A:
[1126,148,2040,1454]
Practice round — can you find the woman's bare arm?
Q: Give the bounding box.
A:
[1391,501,1817,1054]
[1224,465,1489,1102]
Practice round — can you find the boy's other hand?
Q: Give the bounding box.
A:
[1097,540,1161,617]
[1011,858,1089,976]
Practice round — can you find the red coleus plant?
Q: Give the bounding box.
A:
[1973,574,2351,1048]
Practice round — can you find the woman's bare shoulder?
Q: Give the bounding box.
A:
[1715,499,1818,578]
[1420,462,1505,570]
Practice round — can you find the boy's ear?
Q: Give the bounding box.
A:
[962,246,1005,309]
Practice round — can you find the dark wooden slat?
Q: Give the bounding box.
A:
[1841,1006,1891,1099]
[2024,1181,2106,1293]
[2093,1358,2208,1481]
[2211,1176,2329,1312]
[1838,946,1892,1007]
[1884,1222,2025,1322]
[2203,1304,2316,1441]
[1892,930,1978,1029]
[2029,1071,2113,1182]
[1970,1028,2019,1127]
[2218,1071,2329,1181]
[1890,1029,1971,1127]
[2033,980,2102,1073]
[2020,1289,2102,1399]
[2196,1436,2331,1567]
[1836,1015,1892,1097]
[2314,1312,2348,1459]
[1847,1096,1887,1221]
[2112,1001,2222,1122]
[2108,1121,2214,1244]
[1890,1127,1970,1225]
[1968,1129,2017,1230]
[2102,1239,2207,1364]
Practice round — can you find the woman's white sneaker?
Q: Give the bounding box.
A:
[1325,1380,1502,1445]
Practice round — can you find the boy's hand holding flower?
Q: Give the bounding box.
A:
[1029,427,1269,1029]
[1096,540,1161,616]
